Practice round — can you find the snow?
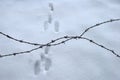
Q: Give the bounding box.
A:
[0,0,120,80]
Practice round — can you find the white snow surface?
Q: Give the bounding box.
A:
[0,0,120,80]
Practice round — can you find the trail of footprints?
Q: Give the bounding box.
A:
[34,2,59,75]
[34,46,52,75]
[44,2,60,32]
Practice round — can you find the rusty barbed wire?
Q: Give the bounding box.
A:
[0,18,120,58]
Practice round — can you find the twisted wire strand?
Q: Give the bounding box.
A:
[0,18,120,58]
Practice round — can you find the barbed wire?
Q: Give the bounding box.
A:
[0,32,42,46]
[80,18,120,36]
[0,18,120,58]
[81,37,120,58]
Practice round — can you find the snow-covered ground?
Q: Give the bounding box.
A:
[0,0,120,80]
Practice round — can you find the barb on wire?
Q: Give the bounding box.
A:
[0,19,120,46]
[80,37,120,58]
[0,38,72,58]
[0,36,81,58]
[51,36,120,58]
[0,32,42,46]
[80,18,120,36]
[0,46,42,58]
[0,18,120,58]
[0,32,70,46]
[0,36,120,58]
